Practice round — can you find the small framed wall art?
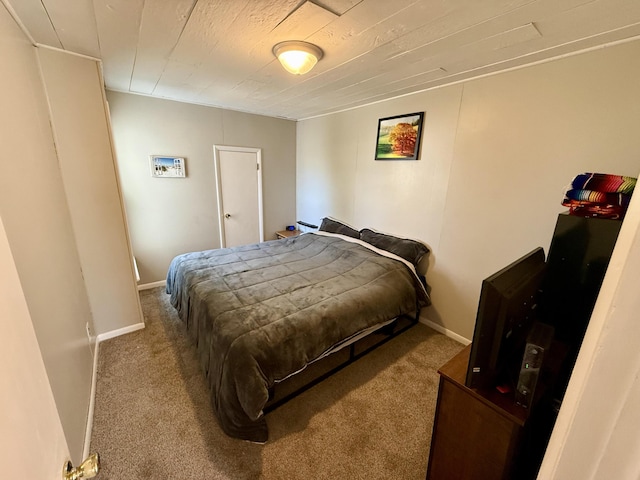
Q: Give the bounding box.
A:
[150,155,186,178]
[375,112,424,160]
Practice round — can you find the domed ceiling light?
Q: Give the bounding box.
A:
[272,41,323,75]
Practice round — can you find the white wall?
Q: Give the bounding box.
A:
[106,92,297,284]
[0,6,94,461]
[297,87,462,251]
[0,3,143,463]
[0,216,70,478]
[297,39,640,340]
[38,48,142,336]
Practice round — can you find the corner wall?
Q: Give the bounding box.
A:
[297,39,640,340]
[106,92,297,285]
[0,215,70,478]
[38,48,142,336]
[0,3,144,462]
[0,6,93,461]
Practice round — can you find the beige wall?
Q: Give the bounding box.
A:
[38,48,142,336]
[106,92,297,284]
[0,4,143,463]
[297,85,462,257]
[0,216,70,478]
[297,39,640,341]
[0,7,93,461]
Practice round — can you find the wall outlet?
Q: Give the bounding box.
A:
[86,322,95,356]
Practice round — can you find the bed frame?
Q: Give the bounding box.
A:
[264,311,420,413]
[262,222,427,412]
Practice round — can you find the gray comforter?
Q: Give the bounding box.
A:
[166,232,430,442]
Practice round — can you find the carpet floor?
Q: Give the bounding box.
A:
[90,287,463,479]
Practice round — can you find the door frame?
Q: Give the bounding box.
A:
[213,145,264,248]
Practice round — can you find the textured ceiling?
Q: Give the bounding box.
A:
[7,0,640,120]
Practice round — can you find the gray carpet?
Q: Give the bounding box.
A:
[90,287,463,479]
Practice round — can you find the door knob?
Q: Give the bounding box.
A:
[63,453,100,480]
[224,213,231,219]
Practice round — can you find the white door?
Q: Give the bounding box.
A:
[0,217,71,478]
[214,145,264,248]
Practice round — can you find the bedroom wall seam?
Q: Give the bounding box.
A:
[435,83,466,255]
[352,132,359,221]
[0,0,36,45]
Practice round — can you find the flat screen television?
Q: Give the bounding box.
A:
[465,247,547,389]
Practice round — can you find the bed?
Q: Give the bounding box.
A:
[166,223,430,442]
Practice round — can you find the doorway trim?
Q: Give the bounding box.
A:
[213,145,264,248]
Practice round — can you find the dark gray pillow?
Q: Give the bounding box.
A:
[359,228,429,267]
[318,217,360,238]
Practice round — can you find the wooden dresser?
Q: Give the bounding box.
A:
[426,345,554,480]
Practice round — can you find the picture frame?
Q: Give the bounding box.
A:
[374,112,424,160]
[150,155,186,178]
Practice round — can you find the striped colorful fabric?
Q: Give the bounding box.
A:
[564,189,632,207]
[570,173,636,194]
[562,172,636,219]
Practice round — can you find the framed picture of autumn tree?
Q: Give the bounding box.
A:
[374,112,424,160]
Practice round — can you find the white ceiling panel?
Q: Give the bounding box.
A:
[129,0,197,94]
[7,0,61,47]
[175,2,241,65]
[314,0,363,16]
[93,0,145,91]
[6,0,640,119]
[255,0,543,108]
[44,0,99,57]
[248,1,338,60]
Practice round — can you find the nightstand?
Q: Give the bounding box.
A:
[276,230,302,239]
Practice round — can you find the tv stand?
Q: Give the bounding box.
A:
[426,345,557,480]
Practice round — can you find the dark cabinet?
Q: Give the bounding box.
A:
[542,212,622,400]
[426,346,530,480]
[427,213,623,479]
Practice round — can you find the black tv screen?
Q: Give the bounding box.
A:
[465,247,547,389]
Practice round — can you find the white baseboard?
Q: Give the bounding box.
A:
[83,339,99,459]
[421,318,471,345]
[80,311,466,457]
[96,322,145,343]
[83,322,145,455]
[137,279,166,291]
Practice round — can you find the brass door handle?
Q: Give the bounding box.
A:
[63,453,100,480]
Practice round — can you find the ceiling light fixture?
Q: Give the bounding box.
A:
[272,41,323,75]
